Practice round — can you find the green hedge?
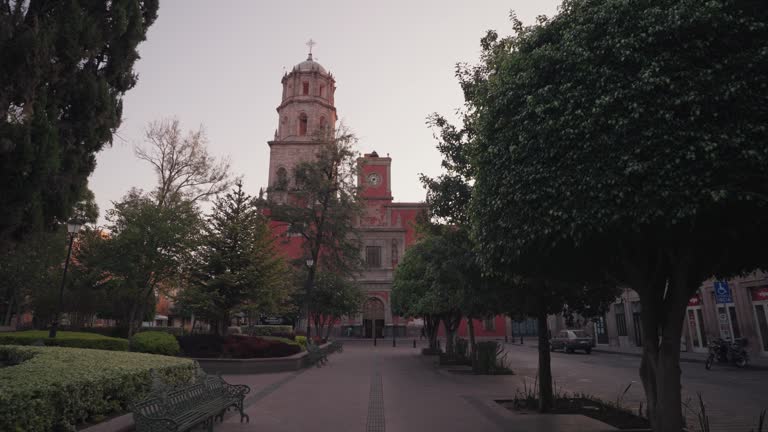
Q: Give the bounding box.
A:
[295,335,307,350]
[130,331,180,356]
[0,345,196,432]
[243,325,293,336]
[0,330,129,351]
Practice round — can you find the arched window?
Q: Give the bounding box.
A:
[275,167,288,190]
[302,82,309,95]
[319,116,327,131]
[299,113,308,136]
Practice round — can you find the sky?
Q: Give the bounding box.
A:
[90,0,563,222]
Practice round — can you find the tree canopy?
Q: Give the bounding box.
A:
[0,0,159,248]
[460,1,768,429]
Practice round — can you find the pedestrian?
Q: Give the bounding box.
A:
[420,327,425,340]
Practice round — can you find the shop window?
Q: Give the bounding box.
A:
[615,303,628,336]
[302,82,309,95]
[754,304,768,352]
[366,246,381,268]
[299,113,308,136]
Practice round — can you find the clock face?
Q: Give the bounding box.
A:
[367,173,381,186]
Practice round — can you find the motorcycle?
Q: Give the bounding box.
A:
[705,337,749,369]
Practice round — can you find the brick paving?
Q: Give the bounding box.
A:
[213,341,767,431]
[215,343,616,432]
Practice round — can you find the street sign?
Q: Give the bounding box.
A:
[714,281,733,304]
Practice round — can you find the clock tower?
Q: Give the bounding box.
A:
[359,151,393,203]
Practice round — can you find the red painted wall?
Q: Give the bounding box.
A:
[437,316,507,338]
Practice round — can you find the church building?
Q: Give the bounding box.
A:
[264,50,427,338]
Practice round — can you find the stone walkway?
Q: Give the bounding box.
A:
[215,343,617,432]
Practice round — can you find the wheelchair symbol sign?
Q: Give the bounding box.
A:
[714,281,732,304]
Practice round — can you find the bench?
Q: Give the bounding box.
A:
[130,370,250,432]
[329,340,344,353]
[306,343,327,367]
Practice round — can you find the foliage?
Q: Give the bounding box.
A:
[177,334,225,358]
[244,325,294,338]
[295,335,307,350]
[130,331,180,356]
[458,1,768,428]
[97,191,201,335]
[473,341,511,375]
[307,271,364,339]
[0,330,128,351]
[136,117,232,208]
[0,0,159,248]
[221,335,302,359]
[177,182,290,335]
[0,345,195,432]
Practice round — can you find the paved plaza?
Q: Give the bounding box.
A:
[210,342,768,432]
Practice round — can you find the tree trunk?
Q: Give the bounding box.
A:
[467,316,477,363]
[3,295,14,326]
[537,309,554,413]
[425,315,440,350]
[637,272,690,432]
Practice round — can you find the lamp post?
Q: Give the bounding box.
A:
[305,258,314,343]
[49,220,82,338]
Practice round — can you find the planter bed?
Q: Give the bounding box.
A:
[194,342,335,374]
[497,397,651,431]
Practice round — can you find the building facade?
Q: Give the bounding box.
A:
[264,52,429,338]
[548,274,768,358]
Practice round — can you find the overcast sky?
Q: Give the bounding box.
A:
[90,0,563,221]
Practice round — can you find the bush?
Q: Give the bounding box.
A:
[0,345,196,432]
[0,330,129,351]
[295,335,307,350]
[221,335,302,359]
[130,331,180,356]
[243,325,295,339]
[177,334,225,358]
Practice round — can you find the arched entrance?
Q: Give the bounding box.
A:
[363,297,385,338]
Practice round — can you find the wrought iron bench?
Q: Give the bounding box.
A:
[306,343,327,367]
[329,340,344,353]
[130,370,250,432]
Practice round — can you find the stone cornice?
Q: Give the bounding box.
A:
[277,97,337,112]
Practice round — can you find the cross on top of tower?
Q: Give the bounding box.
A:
[306,38,316,60]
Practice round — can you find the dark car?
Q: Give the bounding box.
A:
[550,330,595,354]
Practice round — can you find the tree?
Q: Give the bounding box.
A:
[465,2,768,429]
[0,0,159,249]
[136,118,232,208]
[267,127,363,337]
[178,182,290,336]
[99,190,200,336]
[307,271,364,340]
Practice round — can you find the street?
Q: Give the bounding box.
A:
[501,343,768,431]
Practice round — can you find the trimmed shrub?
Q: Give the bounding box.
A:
[177,334,225,358]
[243,325,295,339]
[295,335,307,350]
[221,335,302,359]
[130,331,180,356]
[0,345,196,432]
[0,330,129,351]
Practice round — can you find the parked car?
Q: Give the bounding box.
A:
[550,330,595,354]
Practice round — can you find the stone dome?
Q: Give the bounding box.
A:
[294,53,327,74]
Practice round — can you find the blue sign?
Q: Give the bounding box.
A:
[714,281,733,304]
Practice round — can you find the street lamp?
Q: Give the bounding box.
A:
[305,258,314,343]
[49,220,83,338]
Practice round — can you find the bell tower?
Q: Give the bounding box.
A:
[267,41,337,201]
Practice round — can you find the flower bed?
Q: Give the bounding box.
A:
[0,330,129,351]
[178,334,302,359]
[0,345,196,432]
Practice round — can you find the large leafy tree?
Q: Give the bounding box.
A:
[465,1,768,429]
[178,182,290,336]
[306,271,363,340]
[267,127,363,336]
[99,190,201,336]
[0,0,159,248]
